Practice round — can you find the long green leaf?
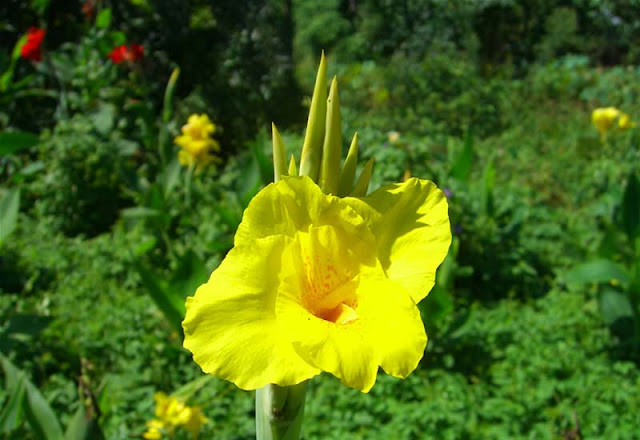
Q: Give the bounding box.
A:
[481,155,495,218]
[621,172,640,240]
[135,264,185,336]
[564,259,631,286]
[0,188,20,244]
[0,376,26,434]
[95,8,112,29]
[0,132,40,155]
[599,287,634,326]
[64,404,104,440]
[0,354,65,440]
[450,130,474,182]
[168,251,209,312]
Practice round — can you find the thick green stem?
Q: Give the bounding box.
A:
[256,382,307,440]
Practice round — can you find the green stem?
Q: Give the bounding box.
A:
[256,382,308,440]
[185,163,195,208]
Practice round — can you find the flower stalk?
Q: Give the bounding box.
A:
[256,382,308,440]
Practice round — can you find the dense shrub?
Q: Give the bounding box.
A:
[28,115,137,237]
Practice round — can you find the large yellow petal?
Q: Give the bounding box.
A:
[355,271,427,378]
[234,176,374,249]
[182,235,320,390]
[344,178,451,303]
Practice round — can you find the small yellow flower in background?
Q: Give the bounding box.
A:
[387,131,400,144]
[174,114,221,171]
[592,106,635,137]
[592,107,621,137]
[619,112,635,130]
[142,419,165,440]
[144,392,208,439]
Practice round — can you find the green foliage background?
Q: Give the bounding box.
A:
[2,0,640,439]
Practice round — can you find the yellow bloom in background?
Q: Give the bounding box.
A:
[183,406,208,438]
[592,107,621,137]
[619,112,635,130]
[387,130,400,144]
[183,176,451,392]
[142,419,165,440]
[175,114,220,170]
[145,392,208,439]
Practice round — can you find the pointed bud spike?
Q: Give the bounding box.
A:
[288,154,298,176]
[299,52,328,181]
[320,76,342,194]
[351,158,374,197]
[272,123,287,182]
[337,132,358,197]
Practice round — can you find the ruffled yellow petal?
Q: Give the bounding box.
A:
[274,225,425,392]
[344,178,451,303]
[182,235,320,390]
[276,225,379,392]
[235,176,374,250]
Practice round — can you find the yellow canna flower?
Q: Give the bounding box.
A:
[619,112,635,130]
[183,176,451,392]
[592,107,621,137]
[175,114,221,171]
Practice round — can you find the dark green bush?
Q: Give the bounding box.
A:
[29,115,136,237]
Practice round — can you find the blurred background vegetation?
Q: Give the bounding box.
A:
[2,0,640,438]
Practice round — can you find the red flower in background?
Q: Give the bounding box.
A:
[108,44,144,64]
[21,27,46,62]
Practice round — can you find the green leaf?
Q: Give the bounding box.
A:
[0,187,20,244]
[481,155,495,218]
[0,132,40,155]
[109,31,127,47]
[91,103,116,135]
[64,404,104,440]
[162,68,180,123]
[450,130,474,182]
[160,158,182,198]
[0,376,26,434]
[95,8,112,29]
[564,259,631,286]
[172,375,214,401]
[168,251,209,308]
[0,34,27,91]
[0,354,65,440]
[599,288,634,326]
[621,172,640,240]
[121,207,165,219]
[135,264,186,336]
